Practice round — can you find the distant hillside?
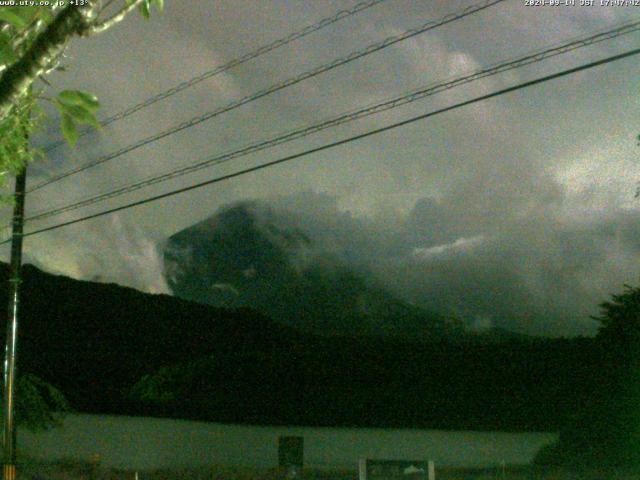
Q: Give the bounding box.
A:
[0,262,600,432]
[0,262,302,414]
[164,202,461,341]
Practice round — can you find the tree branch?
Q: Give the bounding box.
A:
[12,4,67,53]
[0,0,141,122]
[0,6,91,122]
[86,0,145,36]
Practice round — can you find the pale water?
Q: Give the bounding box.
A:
[18,414,557,470]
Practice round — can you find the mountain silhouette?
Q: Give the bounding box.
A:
[164,201,460,340]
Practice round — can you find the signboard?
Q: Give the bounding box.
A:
[359,459,435,480]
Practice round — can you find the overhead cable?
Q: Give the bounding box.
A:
[8,45,640,243]
[25,18,640,223]
[28,0,506,193]
[42,0,391,153]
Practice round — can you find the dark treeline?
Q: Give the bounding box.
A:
[0,262,605,436]
[126,334,600,433]
[537,284,640,468]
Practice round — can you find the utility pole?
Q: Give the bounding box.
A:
[2,166,26,480]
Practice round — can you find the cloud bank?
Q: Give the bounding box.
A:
[0,1,638,337]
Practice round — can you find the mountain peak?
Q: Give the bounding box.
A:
[164,201,456,340]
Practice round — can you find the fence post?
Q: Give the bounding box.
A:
[427,460,435,480]
[358,459,367,480]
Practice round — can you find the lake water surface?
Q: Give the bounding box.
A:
[19,414,558,470]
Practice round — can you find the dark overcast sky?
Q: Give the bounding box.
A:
[2,0,639,337]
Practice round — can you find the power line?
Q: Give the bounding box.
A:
[24,18,640,224]
[28,0,506,193]
[42,0,390,153]
[8,45,640,244]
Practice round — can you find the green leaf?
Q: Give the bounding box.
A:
[0,30,13,48]
[61,104,100,129]
[0,8,27,28]
[35,6,54,23]
[61,114,78,147]
[12,6,39,24]
[16,373,70,431]
[0,118,12,137]
[150,0,163,13]
[139,0,151,19]
[0,42,16,66]
[57,90,100,113]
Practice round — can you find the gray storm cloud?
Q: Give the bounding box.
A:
[1,1,638,337]
[246,188,640,337]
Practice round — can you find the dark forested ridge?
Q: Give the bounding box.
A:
[0,263,300,415]
[0,262,601,432]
